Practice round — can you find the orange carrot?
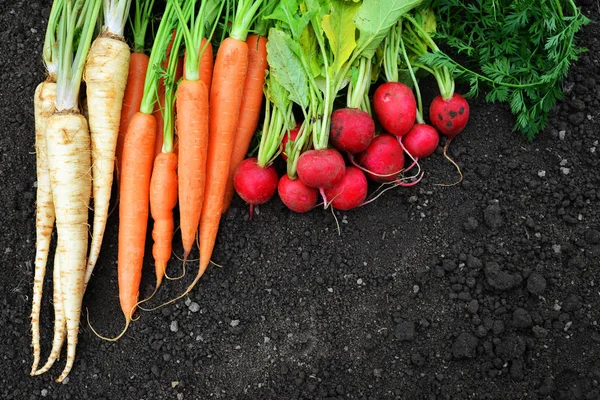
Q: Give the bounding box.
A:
[222,34,268,212]
[195,36,249,281]
[149,151,178,289]
[116,52,149,181]
[177,79,210,258]
[118,111,156,321]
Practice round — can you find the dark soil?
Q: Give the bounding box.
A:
[2,1,600,399]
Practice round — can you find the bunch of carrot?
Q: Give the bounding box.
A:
[97,0,270,336]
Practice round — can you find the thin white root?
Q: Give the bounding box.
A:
[31,80,57,375]
[34,251,66,376]
[84,35,130,285]
[45,111,92,383]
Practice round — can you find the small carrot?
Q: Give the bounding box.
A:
[148,22,182,290]
[115,0,155,184]
[222,33,268,212]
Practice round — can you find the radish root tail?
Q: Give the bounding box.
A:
[435,139,463,187]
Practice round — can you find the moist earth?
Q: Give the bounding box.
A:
[1,1,600,399]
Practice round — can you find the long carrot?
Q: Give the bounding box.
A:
[116,0,155,183]
[99,1,180,337]
[222,33,268,212]
[188,0,263,293]
[118,111,156,318]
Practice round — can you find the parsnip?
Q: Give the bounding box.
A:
[44,111,92,382]
[33,251,66,376]
[84,1,132,284]
[30,79,57,375]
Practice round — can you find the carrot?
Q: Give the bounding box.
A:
[118,111,156,318]
[147,22,183,291]
[116,0,155,181]
[222,33,268,212]
[150,152,178,288]
[114,1,180,327]
[191,5,262,291]
[169,0,221,259]
[31,0,101,383]
[116,52,149,181]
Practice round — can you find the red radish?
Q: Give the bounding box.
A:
[278,174,318,213]
[429,93,469,138]
[373,82,417,137]
[280,125,300,161]
[234,157,279,219]
[329,108,375,154]
[323,166,368,211]
[356,134,404,183]
[402,124,439,159]
[297,148,346,190]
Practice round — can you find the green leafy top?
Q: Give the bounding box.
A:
[42,0,64,78]
[55,0,102,111]
[422,0,590,140]
[139,0,182,115]
[131,0,155,53]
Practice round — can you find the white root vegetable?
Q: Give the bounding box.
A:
[84,33,130,284]
[33,251,66,376]
[44,111,92,382]
[30,79,57,375]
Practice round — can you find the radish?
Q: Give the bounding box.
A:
[429,93,469,138]
[403,123,439,159]
[297,148,346,190]
[234,158,279,219]
[373,82,417,137]
[355,134,405,183]
[278,174,318,213]
[329,108,375,154]
[280,125,300,161]
[323,166,368,211]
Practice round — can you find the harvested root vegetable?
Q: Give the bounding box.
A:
[278,175,318,213]
[323,166,368,211]
[356,134,405,183]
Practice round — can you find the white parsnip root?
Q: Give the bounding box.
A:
[84,33,130,284]
[33,251,66,376]
[30,79,57,375]
[44,111,92,383]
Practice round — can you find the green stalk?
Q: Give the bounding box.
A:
[131,0,155,53]
[55,0,102,112]
[230,0,264,41]
[103,0,133,36]
[139,1,181,115]
[42,0,65,77]
[399,25,423,124]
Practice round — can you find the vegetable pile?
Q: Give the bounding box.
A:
[31,0,589,382]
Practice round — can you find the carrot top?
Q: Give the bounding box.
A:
[139,0,181,115]
[229,0,264,42]
[173,0,223,81]
[131,0,156,53]
[55,0,102,112]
